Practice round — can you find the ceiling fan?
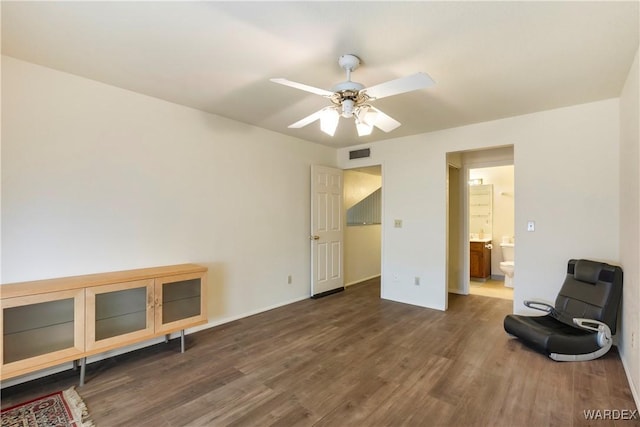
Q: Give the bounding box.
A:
[271,54,434,137]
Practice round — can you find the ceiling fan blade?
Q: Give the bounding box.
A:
[270,78,334,97]
[363,72,434,100]
[369,107,401,133]
[288,109,324,128]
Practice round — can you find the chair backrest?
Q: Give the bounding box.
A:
[554,259,623,334]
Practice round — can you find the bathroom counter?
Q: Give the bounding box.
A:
[470,237,492,243]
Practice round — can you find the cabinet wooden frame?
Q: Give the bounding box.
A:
[0,264,207,382]
[85,279,155,352]
[154,272,208,335]
[0,289,85,379]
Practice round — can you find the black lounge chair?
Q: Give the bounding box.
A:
[504,259,623,361]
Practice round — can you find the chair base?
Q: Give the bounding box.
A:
[550,340,612,361]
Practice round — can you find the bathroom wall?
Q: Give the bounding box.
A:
[469,165,515,277]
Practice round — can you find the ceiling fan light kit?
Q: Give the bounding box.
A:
[356,120,373,137]
[271,54,434,138]
[320,108,340,136]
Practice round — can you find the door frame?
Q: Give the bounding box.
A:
[315,161,384,299]
[461,158,515,295]
[446,162,463,305]
[446,147,515,307]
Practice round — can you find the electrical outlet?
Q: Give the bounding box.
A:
[414,276,420,286]
[527,220,535,232]
[287,275,292,284]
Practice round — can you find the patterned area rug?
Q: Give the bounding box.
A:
[1,387,94,427]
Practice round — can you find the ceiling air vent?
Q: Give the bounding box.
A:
[349,148,370,160]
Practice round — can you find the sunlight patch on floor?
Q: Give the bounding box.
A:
[469,279,513,300]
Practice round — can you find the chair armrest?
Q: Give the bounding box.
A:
[573,318,612,347]
[523,300,555,314]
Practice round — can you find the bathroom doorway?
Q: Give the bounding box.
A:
[446,146,514,302]
[468,164,514,300]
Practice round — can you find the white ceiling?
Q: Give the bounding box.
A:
[2,1,638,148]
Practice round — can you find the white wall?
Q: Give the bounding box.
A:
[1,56,336,324]
[339,98,620,312]
[619,47,640,406]
[344,225,381,285]
[343,170,381,285]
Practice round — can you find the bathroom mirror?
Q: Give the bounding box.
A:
[469,184,493,238]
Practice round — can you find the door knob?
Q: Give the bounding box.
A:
[310,235,320,240]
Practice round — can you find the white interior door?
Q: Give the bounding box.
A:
[310,165,344,297]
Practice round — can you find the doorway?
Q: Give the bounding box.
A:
[467,164,515,301]
[343,165,382,292]
[446,146,515,304]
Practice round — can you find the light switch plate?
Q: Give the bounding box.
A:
[394,219,403,228]
[527,220,535,232]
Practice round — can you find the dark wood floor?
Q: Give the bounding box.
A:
[2,279,638,426]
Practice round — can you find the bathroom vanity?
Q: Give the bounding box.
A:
[470,238,492,280]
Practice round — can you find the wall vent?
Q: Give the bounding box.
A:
[349,148,371,160]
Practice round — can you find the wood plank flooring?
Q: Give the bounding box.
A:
[2,278,638,426]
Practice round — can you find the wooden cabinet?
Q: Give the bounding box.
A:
[470,241,491,280]
[1,264,207,382]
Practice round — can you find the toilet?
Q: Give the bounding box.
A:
[499,239,515,288]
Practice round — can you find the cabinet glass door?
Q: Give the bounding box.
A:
[86,279,154,351]
[154,272,207,333]
[1,289,84,377]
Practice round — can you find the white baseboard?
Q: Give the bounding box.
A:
[189,295,310,333]
[620,350,640,410]
[345,274,381,287]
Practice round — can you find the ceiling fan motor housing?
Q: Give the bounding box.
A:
[331,80,364,99]
[331,81,368,113]
[338,54,360,71]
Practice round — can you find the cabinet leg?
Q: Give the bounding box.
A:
[164,334,170,343]
[72,359,79,371]
[79,358,86,387]
[181,330,185,353]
